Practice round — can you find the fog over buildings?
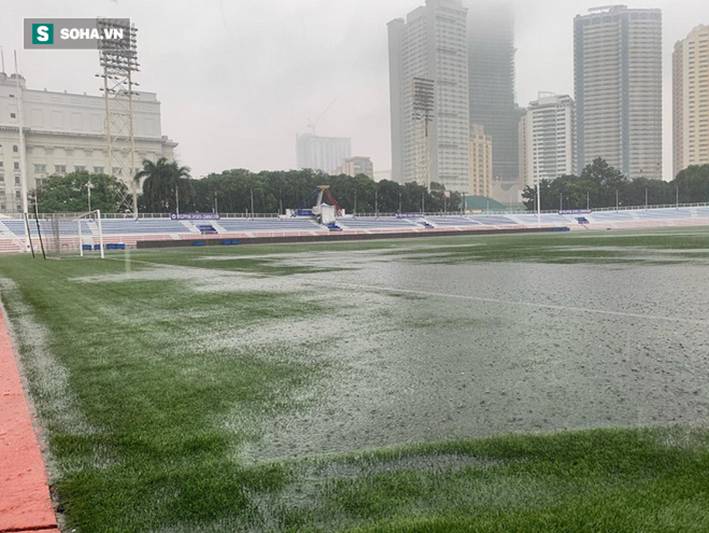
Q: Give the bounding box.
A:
[3,0,709,181]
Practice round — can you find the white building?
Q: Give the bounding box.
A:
[519,93,576,188]
[295,133,351,175]
[574,5,662,179]
[0,72,176,212]
[388,0,470,192]
[673,25,709,177]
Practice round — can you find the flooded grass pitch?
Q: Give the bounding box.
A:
[2,227,709,531]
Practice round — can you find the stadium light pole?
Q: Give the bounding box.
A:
[586,190,590,210]
[87,180,94,212]
[536,179,541,224]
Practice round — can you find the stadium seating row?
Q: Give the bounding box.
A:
[1,206,709,252]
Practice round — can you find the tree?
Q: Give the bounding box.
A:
[135,158,191,213]
[674,165,709,204]
[522,159,631,211]
[35,171,129,213]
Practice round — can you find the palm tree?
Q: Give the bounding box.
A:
[134,158,191,214]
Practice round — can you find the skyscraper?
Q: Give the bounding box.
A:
[388,0,470,193]
[519,93,576,187]
[673,25,709,177]
[469,124,492,197]
[574,5,662,179]
[295,133,351,174]
[467,3,520,187]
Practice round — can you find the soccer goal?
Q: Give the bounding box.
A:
[77,210,105,259]
[33,210,105,259]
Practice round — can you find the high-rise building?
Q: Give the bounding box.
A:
[574,5,662,179]
[673,25,709,177]
[467,3,520,187]
[0,72,176,213]
[469,124,492,197]
[338,156,374,179]
[387,0,470,193]
[295,133,351,175]
[519,93,576,188]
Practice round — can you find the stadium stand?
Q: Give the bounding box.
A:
[426,216,481,227]
[336,217,422,230]
[468,215,518,225]
[218,218,322,232]
[100,219,192,235]
[1,205,709,253]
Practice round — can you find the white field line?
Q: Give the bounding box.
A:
[306,279,709,326]
[101,256,709,326]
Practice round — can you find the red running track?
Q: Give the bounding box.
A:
[0,307,59,533]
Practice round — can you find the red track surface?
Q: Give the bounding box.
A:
[0,309,59,533]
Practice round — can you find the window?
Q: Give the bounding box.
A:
[34,164,47,174]
[14,162,20,170]
[12,145,18,153]
[15,190,21,199]
[15,176,21,186]
[0,161,3,168]
[10,113,16,119]
[93,166,104,174]
[55,165,66,174]
[75,165,86,172]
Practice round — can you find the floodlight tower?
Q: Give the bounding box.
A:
[97,19,140,215]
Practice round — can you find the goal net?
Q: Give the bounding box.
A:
[77,210,105,259]
[38,210,105,259]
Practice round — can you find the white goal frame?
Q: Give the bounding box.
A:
[77,209,105,259]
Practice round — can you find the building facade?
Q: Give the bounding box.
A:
[468,124,492,197]
[574,5,663,180]
[0,72,176,213]
[468,3,520,188]
[673,25,709,177]
[338,156,374,179]
[295,133,351,175]
[388,0,470,193]
[519,93,576,188]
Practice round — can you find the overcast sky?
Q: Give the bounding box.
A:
[3,0,709,179]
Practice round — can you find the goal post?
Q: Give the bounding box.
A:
[77,209,105,259]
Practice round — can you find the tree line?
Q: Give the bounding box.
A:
[35,158,463,215]
[522,158,709,211]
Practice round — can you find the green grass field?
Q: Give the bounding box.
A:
[2,228,709,532]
